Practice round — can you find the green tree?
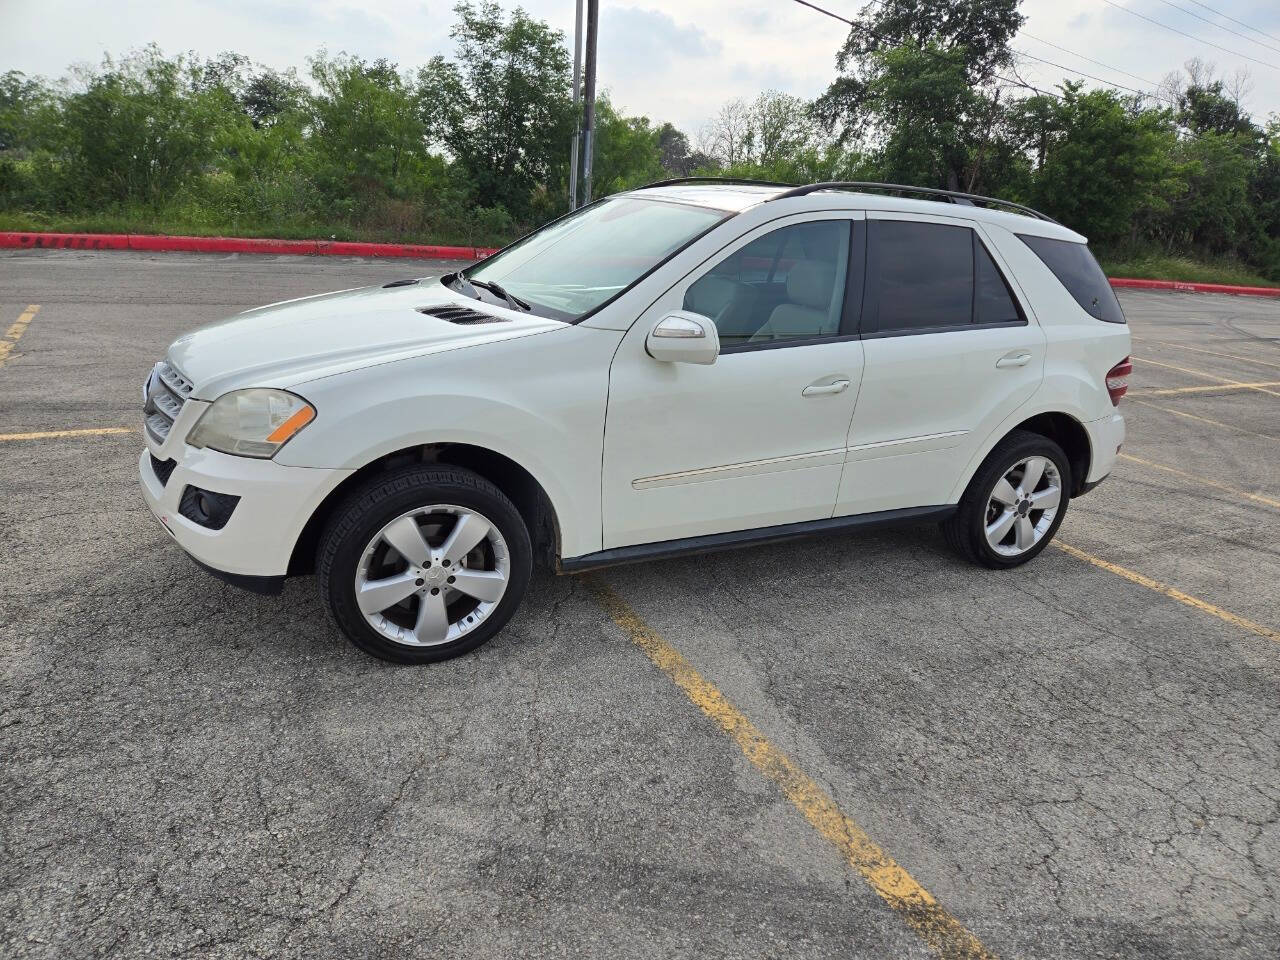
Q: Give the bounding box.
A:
[52,46,232,206]
[1251,120,1280,277]
[1162,132,1255,256]
[1178,80,1260,142]
[0,71,50,152]
[419,1,574,218]
[240,68,308,128]
[1031,84,1178,246]
[656,122,711,176]
[589,97,662,195]
[307,53,433,205]
[814,0,1023,190]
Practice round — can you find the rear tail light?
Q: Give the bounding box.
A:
[1106,357,1132,405]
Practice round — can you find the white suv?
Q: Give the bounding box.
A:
[139,180,1131,662]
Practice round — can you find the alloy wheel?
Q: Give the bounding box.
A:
[354,505,510,647]
[984,456,1062,557]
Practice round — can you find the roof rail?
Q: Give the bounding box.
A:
[634,176,798,191]
[769,181,1059,224]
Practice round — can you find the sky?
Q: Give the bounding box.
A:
[1,0,1278,135]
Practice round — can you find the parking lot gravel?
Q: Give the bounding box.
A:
[2,249,1278,959]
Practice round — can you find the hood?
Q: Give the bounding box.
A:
[167,277,564,399]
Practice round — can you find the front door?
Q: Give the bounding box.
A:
[602,213,866,549]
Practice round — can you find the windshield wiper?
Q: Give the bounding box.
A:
[470,278,530,312]
[442,270,478,297]
[443,270,530,313]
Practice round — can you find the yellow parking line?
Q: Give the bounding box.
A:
[1139,340,1280,372]
[0,304,41,367]
[1118,453,1280,510]
[1130,356,1280,399]
[0,427,135,442]
[589,579,997,960]
[1126,398,1280,442]
[1055,543,1280,643]
[1130,380,1280,397]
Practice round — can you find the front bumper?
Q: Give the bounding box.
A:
[138,445,352,580]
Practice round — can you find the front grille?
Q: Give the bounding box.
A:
[418,305,506,325]
[143,361,194,443]
[150,453,177,486]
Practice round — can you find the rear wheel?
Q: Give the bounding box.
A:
[318,465,531,663]
[942,430,1071,569]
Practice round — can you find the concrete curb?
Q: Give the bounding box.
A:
[4,231,1279,298]
[1107,276,1280,298]
[0,231,499,262]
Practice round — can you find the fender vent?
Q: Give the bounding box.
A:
[418,305,507,325]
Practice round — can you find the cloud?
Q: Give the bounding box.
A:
[1,0,1277,137]
[599,7,722,72]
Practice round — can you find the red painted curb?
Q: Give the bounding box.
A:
[0,231,498,261]
[3,231,1277,297]
[1109,276,1280,298]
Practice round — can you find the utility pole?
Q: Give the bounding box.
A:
[568,0,583,210]
[581,0,599,205]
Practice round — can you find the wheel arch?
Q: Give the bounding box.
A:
[288,442,563,575]
[950,409,1094,503]
[1013,412,1092,496]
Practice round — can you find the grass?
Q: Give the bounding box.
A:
[1098,251,1279,288]
[0,209,522,249]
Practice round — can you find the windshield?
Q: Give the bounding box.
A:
[466,196,729,321]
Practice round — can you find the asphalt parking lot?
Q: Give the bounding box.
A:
[2,248,1278,959]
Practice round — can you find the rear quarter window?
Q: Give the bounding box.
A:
[1017,234,1126,324]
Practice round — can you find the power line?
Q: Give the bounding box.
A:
[1096,0,1278,72]
[787,0,1172,106]
[792,0,852,26]
[1181,0,1280,46]
[1147,0,1280,56]
[784,0,1250,149]
[1013,49,1158,101]
[808,0,1187,96]
[1013,47,1260,127]
[1020,31,1160,88]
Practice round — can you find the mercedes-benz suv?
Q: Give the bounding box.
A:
[139,180,1130,663]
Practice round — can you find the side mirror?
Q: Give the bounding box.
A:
[645,311,720,365]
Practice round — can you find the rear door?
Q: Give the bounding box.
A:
[835,213,1046,516]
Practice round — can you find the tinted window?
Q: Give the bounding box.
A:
[974,237,1022,324]
[684,220,853,346]
[871,221,973,332]
[1017,234,1125,324]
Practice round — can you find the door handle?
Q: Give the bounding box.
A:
[802,379,851,397]
[995,352,1032,369]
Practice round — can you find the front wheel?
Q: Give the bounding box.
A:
[942,430,1071,569]
[318,465,532,663]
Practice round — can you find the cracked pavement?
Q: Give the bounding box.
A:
[1,251,1278,958]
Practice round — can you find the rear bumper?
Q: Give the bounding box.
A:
[138,446,352,579]
[1083,411,1125,486]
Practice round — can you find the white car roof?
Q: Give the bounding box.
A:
[629,182,1086,243]
[628,183,790,212]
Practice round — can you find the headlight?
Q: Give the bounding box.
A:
[187,389,315,458]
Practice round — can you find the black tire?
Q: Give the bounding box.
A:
[941,429,1072,569]
[317,464,532,664]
